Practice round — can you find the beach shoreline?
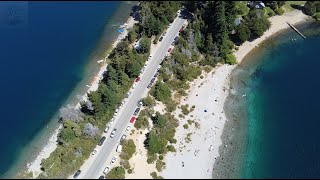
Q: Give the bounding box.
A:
[150,10,309,179]
[14,8,139,178]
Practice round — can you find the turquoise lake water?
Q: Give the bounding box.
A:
[242,21,320,178]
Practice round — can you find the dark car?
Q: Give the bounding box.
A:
[133,107,141,115]
[98,136,106,146]
[154,72,159,78]
[147,83,152,89]
[99,175,105,179]
[159,36,164,42]
[73,170,82,178]
[174,36,179,41]
[150,77,156,84]
[137,100,143,107]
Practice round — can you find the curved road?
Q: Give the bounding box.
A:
[73,14,186,179]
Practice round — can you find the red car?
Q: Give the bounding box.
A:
[168,48,172,53]
[135,76,140,82]
[130,117,136,123]
[179,27,184,32]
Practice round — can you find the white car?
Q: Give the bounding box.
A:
[125,125,131,132]
[104,126,110,133]
[177,10,181,15]
[109,118,115,125]
[103,166,110,175]
[115,108,119,113]
[91,149,97,156]
[132,83,136,89]
[110,129,117,138]
[120,100,126,106]
[110,156,117,164]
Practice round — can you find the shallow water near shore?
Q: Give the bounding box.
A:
[0,1,133,178]
[214,21,320,178]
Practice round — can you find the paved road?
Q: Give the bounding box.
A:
[74,14,186,179]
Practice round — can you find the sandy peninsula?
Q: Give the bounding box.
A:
[125,10,309,179]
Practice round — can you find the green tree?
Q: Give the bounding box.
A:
[152,82,171,103]
[139,37,151,54]
[106,166,125,179]
[235,23,251,44]
[120,139,136,160]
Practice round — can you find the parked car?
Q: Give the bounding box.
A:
[104,126,110,133]
[99,175,105,179]
[91,149,98,156]
[130,117,136,124]
[147,83,152,89]
[120,134,127,143]
[174,36,179,41]
[154,72,159,78]
[116,144,123,152]
[110,129,117,138]
[126,91,132,98]
[159,36,164,41]
[179,26,184,32]
[137,100,143,107]
[98,136,106,146]
[120,100,125,106]
[125,125,131,132]
[73,170,82,178]
[157,65,162,71]
[109,117,115,125]
[110,156,117,164]
[133,107,141,115]
[150,77,156,84]
[103,166,110,175]
[135,76,140,82]
[168,48,172,52]
[140,67,145,73]
[132,83,136,89]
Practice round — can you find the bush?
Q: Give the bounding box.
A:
[150,172,158,179]
[152,82,172,103]
[142,95,156,108]
[314,12,320,20]
[183,124,189,129]
[127,169,133,174]
[275,7,284,15]
[147,153,157,164]
[159,155,164,160]
[156,160,166,172]
[226,53,237,65]
[181,104,190,115]
[167,145,176,152]
[120,139,136,160]
[134,116,149,130]
[106,166,126,179]
[120,160,131,170]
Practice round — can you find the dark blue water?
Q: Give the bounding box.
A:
[243,22,320,178]
[0,1,124,176]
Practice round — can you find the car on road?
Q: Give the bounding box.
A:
[126,91,132,98]
[116,144,123,152]
[174,36,179,41]
[120,134,127,143]
[104,126,110,133]
[150,77,156,84]
[103,166,110,175]
[132,83,136,89]
[168,48,172,53]
[91,149,98,156]
[137,100,143,107]
[154,72,159,78]
[110,129,117,138]
[125,125,131,132]
[73,170,81,178]
[98,136,106,146]
[120,100,126,106]
[130,116,136,123]
[179,26,184,32]
[159,36,164,42]
[99,175,105,179]
[109,118,115,125]
[149,54,152,58]
[110,156,117,164]
[133,107,141,115]
[135,76,140,82]
[140,67,145,73]
[147,83,152,89]
[157,65,162,71]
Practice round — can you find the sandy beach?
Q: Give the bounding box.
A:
[125,10,309,179]
[25,16,138,178]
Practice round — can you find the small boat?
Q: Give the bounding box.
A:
[86,85,91,88]
[97,59,104,63]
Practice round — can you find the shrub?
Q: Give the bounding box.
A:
[167,145,176,152]
[159,155,164,160]
[127,169,133,174]
[226,53,237,65]
[314,12,320,20]
[183,124,189,129]
[275,7,284,15]
[142,96,156,108]
[150,172,158,179]
[147,153,157,164]
[181,104,190,115]
[156,160,166,172]
[106,166,126,179]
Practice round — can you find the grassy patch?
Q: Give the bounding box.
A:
[283,1,306,12]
